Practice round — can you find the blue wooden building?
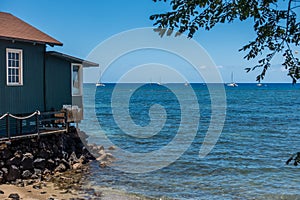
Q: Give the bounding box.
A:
[0,12,98,139]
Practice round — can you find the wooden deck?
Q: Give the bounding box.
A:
[0,111,69,142]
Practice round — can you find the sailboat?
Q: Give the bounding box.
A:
[227,72,238,87]
[257,80,262,87]
[156,77,163,85]
[184,81,190,86]
[96,69,105,87]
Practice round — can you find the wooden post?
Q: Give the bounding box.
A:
[20,119,23,135]
[64,110,69,132]
[6,114,10,140]
[36,112,40,139]
[16,118,19,136]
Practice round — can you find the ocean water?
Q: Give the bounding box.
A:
[80,83,300,200]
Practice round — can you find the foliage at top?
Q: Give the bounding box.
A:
[150,0,300,83]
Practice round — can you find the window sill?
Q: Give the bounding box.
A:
[7,84,23,86]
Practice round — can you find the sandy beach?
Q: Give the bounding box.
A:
[0,182,154,200]
[0,182,84,200]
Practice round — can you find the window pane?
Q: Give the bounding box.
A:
[72,65,81,95]
[7,49,22,85]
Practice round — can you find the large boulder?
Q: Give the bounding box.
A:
[14,150,22,158]
[54,163,67,173]
[6,156,22,166]
[1,168,8,180]
[60,159,70,169]
[7,165,21,182]
[68,152,78,165]
[21,170,33,179]
[46,159,56,170]
[38,149,51,159]
[33,158,46,169]
[78,155,88,164]
[72,163,83,170]
[20,153,34,170]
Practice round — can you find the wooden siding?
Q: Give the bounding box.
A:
[45,55,72,111]
[0,40,45,115]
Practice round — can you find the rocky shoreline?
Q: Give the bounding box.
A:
[0,126,118,199]
[0,127,158,200]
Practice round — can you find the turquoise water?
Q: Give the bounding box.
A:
[81,83,300,200]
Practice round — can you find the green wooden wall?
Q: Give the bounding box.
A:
[0,40,45,115]
[45,55,72,111]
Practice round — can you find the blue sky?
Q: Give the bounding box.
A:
[1,0,294,83]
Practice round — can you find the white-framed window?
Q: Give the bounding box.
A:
[72,63,82,96]
[6,48,23,86]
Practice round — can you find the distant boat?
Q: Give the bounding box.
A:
[96,82,105,87]
[227,72,238,87]
[184,81,190,86]
[157,77,163,85]
[96,69,105,87]
[256,80,263,87]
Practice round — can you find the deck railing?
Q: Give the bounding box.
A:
[0,110,68,141]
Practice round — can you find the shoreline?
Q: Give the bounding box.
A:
[0,178,157,200]
[0,128,168,200]
[0,181,85,200]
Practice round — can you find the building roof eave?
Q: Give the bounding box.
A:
[0,36,63,46]
[46,51,99,67]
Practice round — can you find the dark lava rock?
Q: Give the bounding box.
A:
[33,168,42,177]
[0,128,96,186]
[7,165,21,182]
[69,152,78,165]
[14,150,22,158]
[8,193,20,200]
[21,153,34,170]
[38,149,51,159]
[46,159,56,170]
[0,170,4,183]
[1,148,12,159]
[33,184,42,190]
[54,163,67,172]
[31,174,38,179]
[7,156,22,166]
[0,161,5,168]
[1,167,8,179]
[22,170,33,179]
[33,158,46,169]
[60,159,70,169]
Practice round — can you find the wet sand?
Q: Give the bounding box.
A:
[0,182,154,200]
[0,182,84,200]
